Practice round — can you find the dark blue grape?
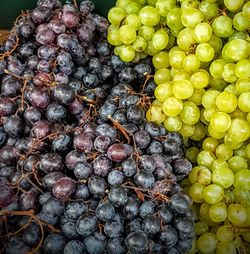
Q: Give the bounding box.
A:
[96,202,115,222]
[108,170,124,186]
[134,130,151,149]
[65,201,87,220]
[88,176,107,199]
[134,170,155,189]
[62,221,78,238]
[139,201,155,219]
[174,217,195,240]
[107,237,126,254]
[63,240,85,254]
[159,225,178,247]
[142,215,161,236]
[123,197,140,219]
[74,161,93,180]
[46,103,67,123]
[122,158,137,177]
[125,231,148,253]
[108,187,128,207]
[76,214,98,237]
[22,223,40,246]
[158,204,174,224]
[84,232,107,254]
[43,233,67,254]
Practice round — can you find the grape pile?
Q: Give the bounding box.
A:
[107,0,250,252]
[0,0,196,253]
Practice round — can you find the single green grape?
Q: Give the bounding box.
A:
[182,54,200,73]
[228,204,248,225]
[172,69,190,81]
[202,90,220,109]
[189,166,205,184]
[230,107,247,119]
[152,51,169,69]
[146,106,165,124]
[203,108,217,123]
[108,7,126,26]
[236,78,250,94]
[198,0,219,21]
[181,7,204,28]
[133,36,147,52]
[125,14,142,30]
[195,221,209,236]
[215,91,238,113]
[209,59,228,79]
[235,59,250,79]
[210,112,231,133]
[152,29,169,51]
[166,7,184,30]
[119,25,137,44]
[154,68,171,85]
[208,125,227,139]
[234,144,248,159]
[228,156,248,173]
[212,15,234,38]
[125,2,142,14]
[203,184,224,204]
[196,166,212,185]
[224,0,244,12]
[222,63,238,83]
[190,69,209,89]
[138,26,155,41]
[179,102,200,125]
[177,28,196,51]
[155,0,176,17]
[202,137,219,153]
[229,31,249,41]
[119,44,136,62]
[197,150,216,169]
[238,92,250,112]
[234,169,250,191]
[233,12,250,32]
[209,77,228,92]
[193,22,212,43]
[208,33,223,54]
[209,202,228,222]
[185,147,199,164]
[243,1,250,21]
[179,123,195,138]
[189,88,205,106]
[162,97,183,117]
[169,49,186,68]
[163,116,182,132]
[216,225,234,242]
[228,118,250,142]
[139,6,160,26]
[196,233,218,253]
[181,0,200,9]
[107,26,122,46]
[224,134,243,150]
[212,166,235,188]
[172,80,194,99]
[195,43,215,62]
[144,40,159,56]
[154,82,173,102]
[211,159,228,172]
[190,122,206,141]
[215,144,233,161]
[217,241,237,254]
[116,0,132,9]
[188,182,205,203]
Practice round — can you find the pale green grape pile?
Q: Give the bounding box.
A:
[107,0,250,253]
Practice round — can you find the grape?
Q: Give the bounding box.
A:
[181,7,204,28]
[217,242,237,254]
[203,184,224,204]
[167,7,184,30]
[228,204,247,225]
[212,16,234,38]
[197,233,218,253]
[152,29,169,50]
[234,169,250,190]
[195,43,215,62]
[139,6,160,26]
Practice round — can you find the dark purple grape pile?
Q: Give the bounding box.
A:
[0,0,195,253]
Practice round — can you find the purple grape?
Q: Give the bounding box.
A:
[52,177,76,201]
[36,29,55,45]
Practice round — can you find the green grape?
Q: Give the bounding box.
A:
[224,0,244,12]
[234,169,250,190]
[152,29,169,51]
[198,1,219,21]
[222,63,238,83]
[234,144,248,159]
[193,22,212,43]
[154,82,173,102]
[169,49,186,68]
[138,26,155,41]
[139,6,160,26]
[208,33,223,54]
[230,107,247,119]
[155,0,176,17]
[177,28,196,51]
[163,115,182,132]
[209,77,228,91]
[203,184,224,204]
[179,123,195,138]
[209,202,227,222]
[238,92,250,112]
[196,233,218,253]
[209,59,228,79]
[116,0,132,9]
[229,31,249,41]
[195,221,209,236]
[236,78,250,94]
[215,91,237,113]
[181,178,191,188]
[147,0,157,6]
[125,2,142,14]
[125,14,141,30]
[166,7,184,30]
[197,150,216,169]
[202,137,219,153]
[190,122,206,141]
[182,54,200,73]
[133,36,147,52]
[212,16,234,38]
[152,100,162,106]
[224,134,243,150]
[203,108,217,123]
[208,125,227,139]
[162,96,183,117]
[166,33,176,50]
[222,39,250,62]
[172,80,194,99]
[181,7,204,28]
[211,159,228,172]
[154,68,171,85]
[228,118,250,142]
[212,166,234,188]
[181,0,200,9]
[232,189,250,207]
[224,84,239,97]
[189,88,205,106]
[195,43,215,62]
[228,204,248,225]
[132,52,141,63]
[189,183,205,203]
[235,59,250,79]
[108,7,126,26]
[179,101,200,125]
[199,202,212,221]
[243,1,250,21]
[186,147,199,164]
[144,40,159,56]
[172,69,190,81]
[216,225,234,242]
[107,26,122,46]
[210,112,231,133]
[119,45,136,62]
[228,156,248,173]
[152,51,169,69]
[119,25,137,44]
[190,69,209,89]
[189,166,204,184]
[146,106,165,124]
[217,242,237,254]
[197,165,211,185]
[114,45,122,55]
[215,144,233,161]
[233,12,250,32]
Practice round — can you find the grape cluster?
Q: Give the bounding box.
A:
[0,0,196,253]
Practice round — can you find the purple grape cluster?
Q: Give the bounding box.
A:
[0,0,195,253]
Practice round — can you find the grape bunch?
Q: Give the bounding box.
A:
[0,0,196,253]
